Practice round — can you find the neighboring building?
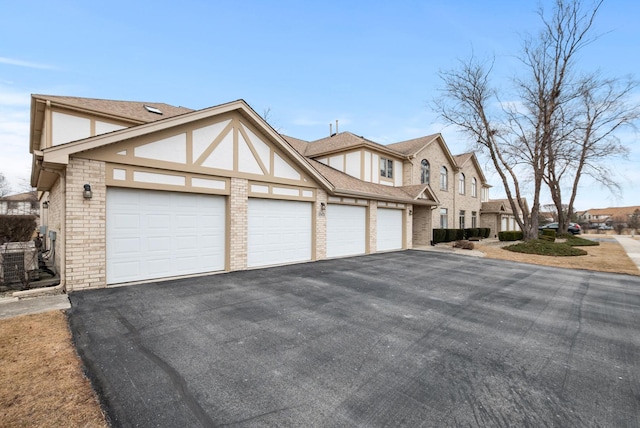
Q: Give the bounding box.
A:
[28,95,500,290]
[480,198,527,237]
[0,191,39,216]
[577,206,640,228]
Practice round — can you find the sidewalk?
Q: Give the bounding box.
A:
[612,235,640,270]
[0,294,70,320]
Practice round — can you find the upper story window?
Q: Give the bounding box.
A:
[420,159,430,184]
[471,177,477,198]
[459,173,466,194]
[380,157,393,178]
[440,166,448,190]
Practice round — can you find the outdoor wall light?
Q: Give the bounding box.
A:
[409,209,413,216]
[42,200,49,209]
[83,184,93,199]
[319,202,326,216]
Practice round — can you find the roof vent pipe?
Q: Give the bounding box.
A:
[329,123,333,137]
[336,119,339,134]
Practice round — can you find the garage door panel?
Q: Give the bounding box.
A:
[248,199,311,268]
[377,208,403,251]
[327,205,366,258]
[107,188,226,284]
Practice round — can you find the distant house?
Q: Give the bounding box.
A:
[480,198,528,237]
[0,191,39,216]
[28,94,505,290]
[577,206,640,228]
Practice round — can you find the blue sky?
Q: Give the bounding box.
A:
[1,0,638,210]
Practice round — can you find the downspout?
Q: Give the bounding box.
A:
[14,168,66,298]
[453,171,456,228]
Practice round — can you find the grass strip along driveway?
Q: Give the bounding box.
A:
[68,250,640,427]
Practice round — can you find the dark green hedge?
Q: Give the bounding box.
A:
[498,230,524,241]
[434,228,490,243]
[539,229,556,242]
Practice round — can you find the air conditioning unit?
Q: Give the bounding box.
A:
[0,241,38,285]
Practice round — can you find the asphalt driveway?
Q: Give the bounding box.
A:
[68,250,640,427]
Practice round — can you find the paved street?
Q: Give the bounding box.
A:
[69,250,640,427]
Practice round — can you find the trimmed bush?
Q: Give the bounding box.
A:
[433,228,446,244]
[464,228,480,239]
[498,230,524,241]
[455,229,464,240]
[504,240,588,256]
[0,215,37,244]
[565,235,600,247]
[446,229,458,242]
[539,229,556,242]
[478,227,490,238]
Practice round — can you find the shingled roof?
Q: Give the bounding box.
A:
[305,132,405,158]
[281,135,310,155]
[586,206,640,217]
[32,94,194,124]
[309,160,435,205]
[386,134,440,156]
[454,153,473,165]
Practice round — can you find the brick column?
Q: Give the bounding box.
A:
[314,189,327,260]
[367,202,377,253]
[65,158,106,290]
[228,177,248,271]
[405,204,413,249]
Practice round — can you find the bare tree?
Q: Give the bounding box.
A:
[0,172,11,198]
[435,0,638,240]
[611,215,627,235]
[261,107,283,133]
[547,75,638,232]
[628,209,640,235]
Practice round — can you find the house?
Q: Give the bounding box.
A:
[480,199,528,237]
[29,95,498,291]
[0,191,39,216]
[578,206,640,228]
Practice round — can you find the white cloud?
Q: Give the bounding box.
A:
[0,56,57,70]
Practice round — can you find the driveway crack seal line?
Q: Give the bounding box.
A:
[110,308,215,427]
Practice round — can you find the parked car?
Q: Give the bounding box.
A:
[598,225,613,230]
[538,222,582,235]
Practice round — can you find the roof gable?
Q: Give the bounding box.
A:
[454,152,488,184]
[33,100,333,192]
[386,134,440,156]
[306,132,405,159]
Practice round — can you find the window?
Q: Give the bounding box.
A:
[471,211,477,228]
[440,208,448,229]
[459,210,466,229]
[459,173,465,195]
[440,166,448,190]
[420,159,430,184]
[471,177,477,198]
[380,158,393,178]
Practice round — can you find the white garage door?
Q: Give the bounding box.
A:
[247,199,312,267]
[327,204,366,258]
[107,188,226,284]
[377,208,403,251]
